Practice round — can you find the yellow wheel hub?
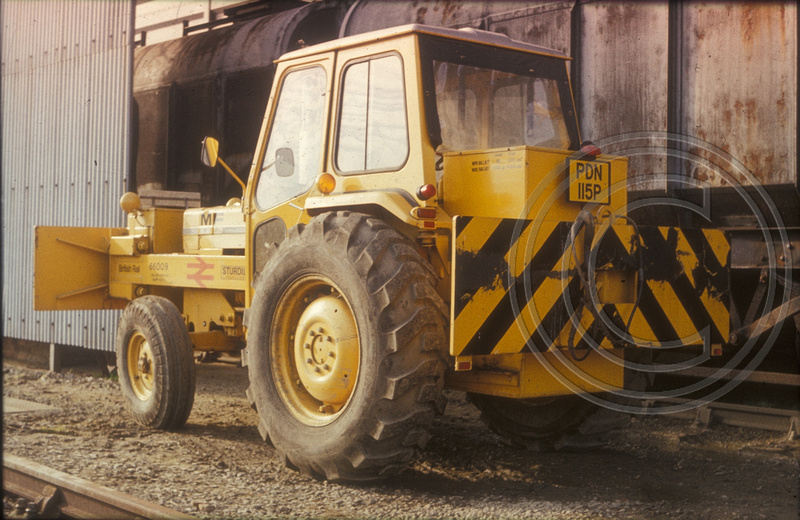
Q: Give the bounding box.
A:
[271,276,360,426]
[293,296,359,407]
[127,331,155,401]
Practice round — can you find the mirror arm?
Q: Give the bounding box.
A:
[217,157,247,198]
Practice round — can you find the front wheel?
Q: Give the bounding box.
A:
[245,212,447,481]
[116,296,196,430]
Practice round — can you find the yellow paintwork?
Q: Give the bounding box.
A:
[440,147,628,222]
[189,331,242,351]
[108,235,138,256]
[125,208,184,254]
[183,203,246,253]
[276,25,568,65]
[183,288,238,333]
[292,294,360,409]
[119,192,142,214]
[446,350,625,399]
[33,25,735,403]
[595,269,637,304]
[451,214,730,361]
[34,226,127,310]
[127,331,155,401]
[269,275,360,425]
[108,254,246,294]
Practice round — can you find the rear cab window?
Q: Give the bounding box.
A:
[419,34,580,154]
[335,53,409,174]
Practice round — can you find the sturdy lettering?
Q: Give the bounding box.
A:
[222,265,245,277]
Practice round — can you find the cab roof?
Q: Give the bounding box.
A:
[276,23,569,63]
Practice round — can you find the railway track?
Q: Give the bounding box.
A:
[644,366,800,439]
[3,454,196,520]
[642,397,800,439]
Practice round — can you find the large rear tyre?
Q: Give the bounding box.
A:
[116,296,196,430]
[468,393,623,450]
[245,212,447,482]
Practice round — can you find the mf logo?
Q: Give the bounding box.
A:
[200,212,215,226]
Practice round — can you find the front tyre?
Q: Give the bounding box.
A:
[116,296,196,430]
[245,212,447,481]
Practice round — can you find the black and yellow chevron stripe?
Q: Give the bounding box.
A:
[451,216,730,357]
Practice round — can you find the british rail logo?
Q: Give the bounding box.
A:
[187,257,214,287]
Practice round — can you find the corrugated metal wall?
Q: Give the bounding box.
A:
[2,1,133,351]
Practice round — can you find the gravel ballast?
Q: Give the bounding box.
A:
[3,360,799,519]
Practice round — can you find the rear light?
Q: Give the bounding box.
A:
[580,141,601,157]
[417,184,437,201]
[455,358,472,371]
[415,207,437,219]
[411,206,437,229]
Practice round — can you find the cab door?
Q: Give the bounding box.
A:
[245,52,335,302]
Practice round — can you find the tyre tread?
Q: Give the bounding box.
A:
[116,296,195,430]
[246,212,447,481]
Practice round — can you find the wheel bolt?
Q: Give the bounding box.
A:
[306,358,313,365]
[322,364,330,371]
[328,352,335,358]
[304,343,311,350]
[314,367,322,373]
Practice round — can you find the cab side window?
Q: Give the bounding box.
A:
[256,66,326,210]
[336,55,408,173]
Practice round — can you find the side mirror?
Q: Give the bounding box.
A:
[201,137,219,167]
[275,148,294,178]
[200,136,247,197]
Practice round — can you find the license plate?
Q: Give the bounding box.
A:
[567,159,611,205]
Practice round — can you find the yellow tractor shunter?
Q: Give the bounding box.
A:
[35,25,732,481]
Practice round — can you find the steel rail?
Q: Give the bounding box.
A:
[667,367,800,386]
[3,454,197,520]
[642,398,800,439]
